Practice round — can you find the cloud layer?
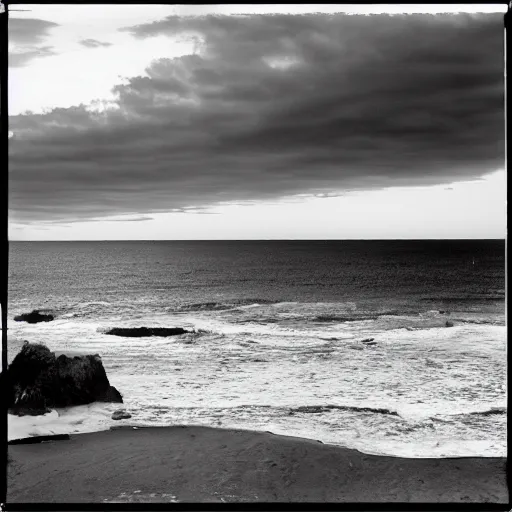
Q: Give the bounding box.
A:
[79,38,113,48]
[9,18,59,67]
[9,13,504,223]
[10,18,59,45]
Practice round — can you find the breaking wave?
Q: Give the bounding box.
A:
[174,299,279,312]
[290,405,399,416]
[313,312,401,323]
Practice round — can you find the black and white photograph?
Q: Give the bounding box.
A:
[5,3,507,503]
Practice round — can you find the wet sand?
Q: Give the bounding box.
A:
[7,425,508,503]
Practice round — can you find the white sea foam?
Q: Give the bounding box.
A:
[6,302,506,457]
[8,403,120,441]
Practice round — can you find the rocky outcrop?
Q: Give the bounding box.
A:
[112,409,132,420]
[445,321,454,327]
[4,342,122,416]
[14,310,54,324]
[105,327,190,337]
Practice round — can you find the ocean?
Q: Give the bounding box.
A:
[7,240,506,458]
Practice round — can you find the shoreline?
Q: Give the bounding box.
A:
[8,425,508,503]
[7,417,507,458]
[8,410,507,459]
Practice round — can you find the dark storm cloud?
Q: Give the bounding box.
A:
[79,38,113,48]
[9,18,60,67]
[9,13,504,223]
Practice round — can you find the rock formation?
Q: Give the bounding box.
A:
[14,310,54,323]
[4,342,122,416]
[112,409,132,420]
[105,327,190,337]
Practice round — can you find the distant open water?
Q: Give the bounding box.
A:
[7,240,506,458]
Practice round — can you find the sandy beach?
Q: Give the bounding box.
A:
[7,425,508,503]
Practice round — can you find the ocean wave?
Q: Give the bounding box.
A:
[464,407,506,417]
[9,399,505,458]
[429,408,507,423]
[409,320,504,333]
[31,301,118,320]
[456,318,505,326]
[313,311,400,323]
[194,322,354,340]
[235,318,280,324]
[421,296,505,302]
[29,308,55,314]
[104,327,191,337]
[60,312,80,319]
[124,403,401,417]
[175,298,279,312]
[397,403,507,422]
[289,405,399,416]
[76,301,112,309]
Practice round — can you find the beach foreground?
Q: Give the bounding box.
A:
[8,426,508,503]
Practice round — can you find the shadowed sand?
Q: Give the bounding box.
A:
[8,426,508,503]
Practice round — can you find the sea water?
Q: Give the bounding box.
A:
[7,240,506,458]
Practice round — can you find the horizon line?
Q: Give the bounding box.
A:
[7,238,506,242]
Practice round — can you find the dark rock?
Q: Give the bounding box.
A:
[14,310,54,324]
[112,409,132,420]
[3,342,123,416]
[8,405,52,416]
[105,327,190,337]
[98,385,123,403]
[445,321,454,327]
[361,338,375,343]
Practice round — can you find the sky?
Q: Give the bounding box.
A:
[8,4,506,240]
